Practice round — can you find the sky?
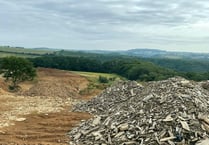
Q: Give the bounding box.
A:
[0,0,209,53]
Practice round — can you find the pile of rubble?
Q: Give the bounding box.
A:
[20,80,78,98]
[69,77,209,145]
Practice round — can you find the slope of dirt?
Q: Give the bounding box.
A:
[19,68,88,98]
[0,68,94,144]
[0,111,91,144]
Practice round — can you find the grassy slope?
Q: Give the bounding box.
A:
[72,71,124,97]
[72,71,124,85]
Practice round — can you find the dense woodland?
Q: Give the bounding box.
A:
[144,58,209,73]
[29,56,209,81]
[1,48,209,82]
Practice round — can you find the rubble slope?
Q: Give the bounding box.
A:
[69,77,209,145]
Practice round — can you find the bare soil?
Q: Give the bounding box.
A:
[0,68,96,144]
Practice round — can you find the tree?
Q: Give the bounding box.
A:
[0,56,36,90]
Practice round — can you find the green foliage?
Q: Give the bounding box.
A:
[0,56,36,89]
[73,71,121,96]
[31,56,103,72]
[1,46,209,74]
[102,59,177,81]
[31,56,177,81]
[98,76,109,83]
[29,55,209,82]
[145,58,209,73]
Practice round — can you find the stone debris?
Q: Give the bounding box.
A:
[196,138,209,145]
[15,118,26,122]
[69,77,209,145]
[19,81,78,98]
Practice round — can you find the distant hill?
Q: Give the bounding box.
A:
[123,48,167,57]
[70,48,209,72]
[1,45,209,73]
[120,48,209,60]
[33,47,60,51]
[74,48,209,60]
[126,49,209,59]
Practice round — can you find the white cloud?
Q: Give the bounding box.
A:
[0,0,209,52]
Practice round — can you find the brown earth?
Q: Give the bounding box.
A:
[0,68,97,144]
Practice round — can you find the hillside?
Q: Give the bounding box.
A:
[122,48,209,60]
[1,68,208,144]
[1,46,209,78]
[0,68,118,144]
[0,46,209,144]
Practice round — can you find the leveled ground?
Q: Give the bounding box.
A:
[0,68,114,144]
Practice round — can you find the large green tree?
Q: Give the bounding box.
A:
[0,56,36,90]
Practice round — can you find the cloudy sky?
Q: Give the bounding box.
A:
[0,0,209,52]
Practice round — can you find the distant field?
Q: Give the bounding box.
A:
[72,71,123,82]
[72,71,124,96]
[0,46,55,57]
[0,51,39,58]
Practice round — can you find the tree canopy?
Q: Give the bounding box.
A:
[30,56,209,82]
[0,56,36,90]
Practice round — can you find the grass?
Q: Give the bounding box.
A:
[72,71,123,84]
[0,46,56,58]
[73,71,120,79]
[0,52,38,58]
[71,71,125,95]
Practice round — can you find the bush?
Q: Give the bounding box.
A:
[98,76,109,83]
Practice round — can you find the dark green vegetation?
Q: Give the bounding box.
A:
[144,58,209,73]
[30,56,209,81]
[30,56,177,81]
[0,56,36,90]
[98,76,110,83]
[1,46,209,82]
[45,49,209,73]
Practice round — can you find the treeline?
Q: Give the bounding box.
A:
[1,47,209,73]
[29,56,209,82]
[51,50,209,73]
[31,56,102,72]
[145,58,209,73]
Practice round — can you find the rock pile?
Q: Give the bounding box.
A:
[69,77,209,145]
[20,80,78,98]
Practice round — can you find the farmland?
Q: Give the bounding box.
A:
[0,46,55,57]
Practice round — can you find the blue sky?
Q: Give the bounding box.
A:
[0,0,209,52]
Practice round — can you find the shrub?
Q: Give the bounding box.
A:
[98,76,109,83]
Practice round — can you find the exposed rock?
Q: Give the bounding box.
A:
[15,118,26,122]
[69,77,209,145]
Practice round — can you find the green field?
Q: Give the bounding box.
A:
[72,71,124,95]
[0,46,55,57]
[72,71,124,84]
[73,71,121,79]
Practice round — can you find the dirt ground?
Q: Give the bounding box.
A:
[0,68,97,144]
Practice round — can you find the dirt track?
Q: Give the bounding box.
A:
[0,68,96,144]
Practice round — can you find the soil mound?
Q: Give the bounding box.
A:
[19,68,88,98]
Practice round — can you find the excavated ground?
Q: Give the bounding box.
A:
[0,68,96,144]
